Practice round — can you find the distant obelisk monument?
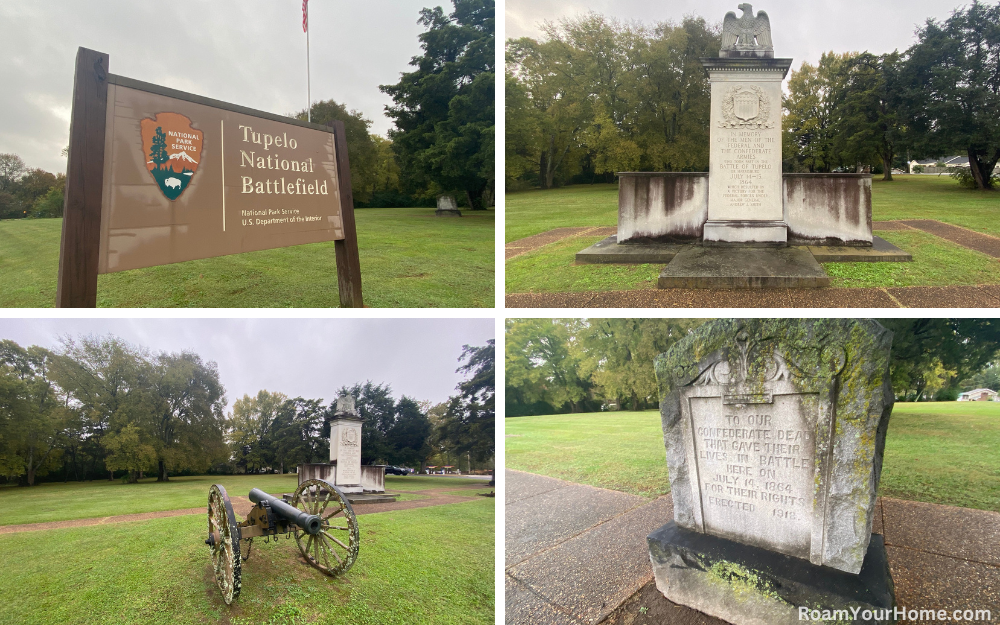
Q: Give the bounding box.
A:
[701,4,793,246]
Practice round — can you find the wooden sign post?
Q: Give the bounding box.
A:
[56,47,363,308]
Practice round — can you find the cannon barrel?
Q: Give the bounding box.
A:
[249,488,322,535]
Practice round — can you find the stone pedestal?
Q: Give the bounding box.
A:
[648,522,896,625]
[329,396,363,494]
[702,57,792,246]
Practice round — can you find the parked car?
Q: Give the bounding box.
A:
[385,466,409,476]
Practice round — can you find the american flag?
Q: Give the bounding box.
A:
[302,0,308,33]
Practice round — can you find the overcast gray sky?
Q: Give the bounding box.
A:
[0,318,494,411]
[507,0,965,70]
[0,0,433,173]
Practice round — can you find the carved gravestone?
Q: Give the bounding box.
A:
[435,194,462,217]
[329,396,363,494]
[649,319,896,624]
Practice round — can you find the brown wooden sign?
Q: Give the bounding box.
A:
[57,47,363,307]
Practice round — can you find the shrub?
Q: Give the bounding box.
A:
[950,166,1000,189]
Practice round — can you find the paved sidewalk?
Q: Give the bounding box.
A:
[507,469,1000,625]
[505,470,672,625]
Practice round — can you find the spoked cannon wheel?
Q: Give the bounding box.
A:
[291,479,359,576]
[207,484,242,604]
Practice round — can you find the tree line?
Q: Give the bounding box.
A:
[506,3,1000,190]
[0,153,65,219]
[0,335,494,486]
[505,319,1000,417]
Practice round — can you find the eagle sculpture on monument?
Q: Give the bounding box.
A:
[721,3,773,51]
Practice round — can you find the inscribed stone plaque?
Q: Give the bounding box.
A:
[97,77,345,274]
[655,319,894,574]
[707,77,784,223]
[330,419,362,486]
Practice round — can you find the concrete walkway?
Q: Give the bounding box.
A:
[506,469,1000,625]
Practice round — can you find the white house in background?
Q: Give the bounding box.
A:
[957,388,999,401]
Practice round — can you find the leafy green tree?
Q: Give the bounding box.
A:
[150,127,169,168]
[436,340,494,463]
[830,52,905,180]
[0,153,26,192]
[578,319,703,411]
[878,319,1000,399]
[49,335,149,480]
[103,423,157,483]
[29,182,65,218]
[505,320,590,415]
[386,396,432,467]
[268,397,326,472]
[784,52,854,172]
[0,341,68,486]
[228,390,287,474]
[295,99,381,204]
[381,0,495,209]
[902,1,1000,189]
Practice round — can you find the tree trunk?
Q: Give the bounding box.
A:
[539,151,549,190]
[968,147,999,190]
[882,153,894,181]
[465,179,489,210]
[157,460,169,482]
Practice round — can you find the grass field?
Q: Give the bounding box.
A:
[0,474,476,526]
[0,475,494,624]
[505,402,1000,512]
[505,176,1000,293]
[0,207,494,308]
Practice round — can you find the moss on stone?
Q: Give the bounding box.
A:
[706,560,788,605]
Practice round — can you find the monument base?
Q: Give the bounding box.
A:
[435,208,462,217]
[648,522,896,625]
[657,246,830,288]
[703,220,788,247]
[575,235,912,268]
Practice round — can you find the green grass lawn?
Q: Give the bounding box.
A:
[0,207,494,308]
[505,411,670,498]
[0,474,475,526]
[0,497,494,625]
[505,176,1000,293]
[505,402,1000,512]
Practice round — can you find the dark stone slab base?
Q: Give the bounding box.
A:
[657,247,831,288]
[575,235,684,264]
[576,236,910,268]
[809,236,913,263]
[435,209,462,217]
[648,521,896,625]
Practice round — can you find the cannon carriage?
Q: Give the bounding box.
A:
[205,478,360,604]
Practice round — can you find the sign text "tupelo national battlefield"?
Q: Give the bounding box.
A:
[238,124,329,196]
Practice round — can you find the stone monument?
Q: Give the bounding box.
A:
[435,194,462,217]
[297,396,388,495]
[576,5,911,287]
[328,396,364,494]
[704,4,787,245]
[648,319,896,624]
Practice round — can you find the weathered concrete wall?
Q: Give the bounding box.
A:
[618,173,708,243]
[783,174,872,246]
[297,463,385,493]
[615,173,873,246]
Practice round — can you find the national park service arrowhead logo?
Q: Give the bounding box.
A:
[720,85,773,129]
[140,113,203,200]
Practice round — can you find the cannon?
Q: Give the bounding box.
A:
[205,478,360,604]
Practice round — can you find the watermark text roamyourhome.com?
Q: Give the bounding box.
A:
[799,607,992,622]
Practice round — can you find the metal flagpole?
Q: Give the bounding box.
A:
[304,0,311,122]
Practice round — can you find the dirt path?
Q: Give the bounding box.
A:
[505,226,616,260]
[0,485,491,535]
